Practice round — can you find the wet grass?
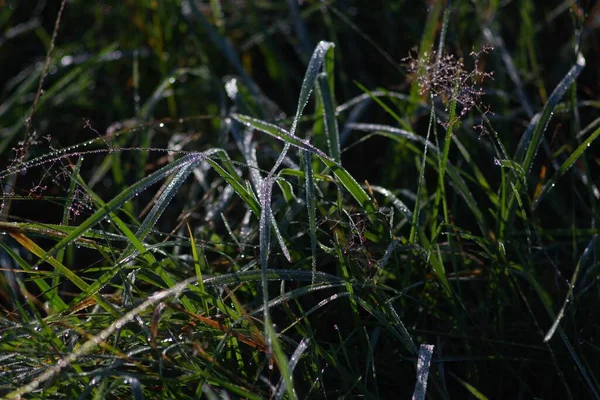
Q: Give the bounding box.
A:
[0,0,599,398]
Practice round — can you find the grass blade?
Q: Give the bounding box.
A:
[532,124,600,210]
[516,52,586,175]
[317,72,341,163]
[413,344,435,400]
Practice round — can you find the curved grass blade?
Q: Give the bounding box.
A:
[233,113,375,213]
[368,185,413,221]
[270,41,334,176]
[256,177,295,396]
[8,231,117,316]
[205,158,260,216]
[233,114,330,159]
[532,124,600,210]
[544,236,597,342]
[0,240,68,312]
[206,151,290,261]
[512,263,600,398]
[291,41,334,136]
[319,156,375,213]
[354,81,412,131]
[516,52,586,175]
[348,123,486,234]
[121,153,206,258]
[29,153,205,274]
[275,337,310,400]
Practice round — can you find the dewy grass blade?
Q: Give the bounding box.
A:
[0,240,68,312]
[206,158,261,216]
[368,185,413,221]
[269,41,334,176]
[516,52,586,175]
[348,122,487,236]
[319,156,375,214]
[302,150,317,277]
[275,337,310,400]
[532,124,600,210]
[259,177,274,349]
[257,178,296,397]
[232,114,330,159]
[233,113,375,214]
[9,231,118,316]
[544,236,596,342]
[412,344,435,400]
[512,263,600,398]
[28,153,204,276]
[317,72,341,163]
[291,41,334,136]
[122,154,205,258]
[5,276,200,400]
[206,148,290,261]
[270,210,292,262]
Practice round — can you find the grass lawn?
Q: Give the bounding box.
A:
[1,0,599,398]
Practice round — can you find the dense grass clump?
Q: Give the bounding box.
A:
[1,1,599,398]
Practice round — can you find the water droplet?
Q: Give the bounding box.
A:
[61,55,73,66]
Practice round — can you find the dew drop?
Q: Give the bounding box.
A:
[61,55,73,66]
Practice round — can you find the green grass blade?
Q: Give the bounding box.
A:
[291,41,334,136]
[259,177,274,349]
[348,122,486,234]
[232,114,330,159]
[29,154,203,273]
[233,113,375,213]
[516,52,586,175]
[0,240,68,312]
[317,72,341,163]
[532,124,600,210]
[302,150,317,276]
